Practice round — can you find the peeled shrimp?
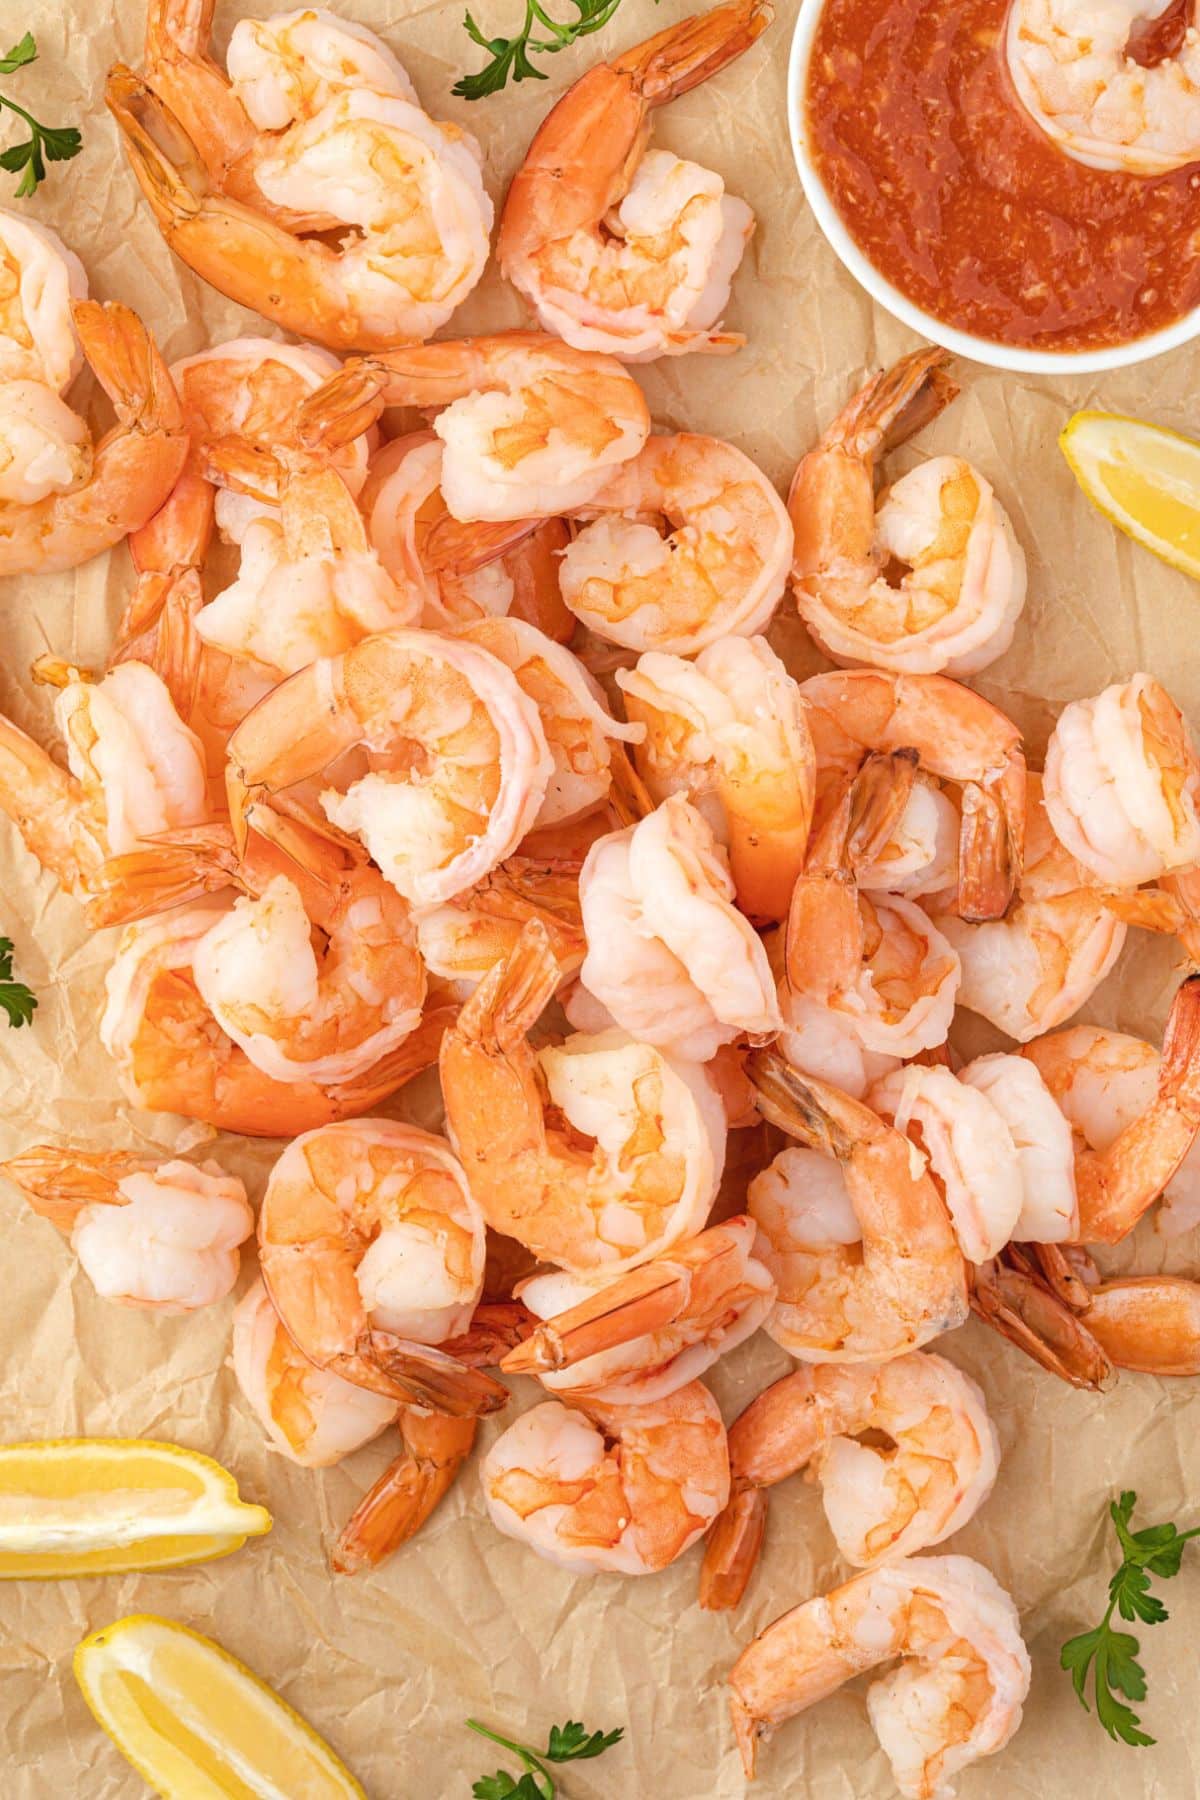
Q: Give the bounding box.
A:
[800,669,1026,919]
[789,349,1026,676]
[1,1147,251,1313]
[440,921,725,1274]
[958,1053,1079,1243]
[1007,0,1200,173]
[559,432,792,653]
[108,7,491,348]
[701,1353,999,1610]
[257,1118,504,1417]
[1022,979,1200,1243]
[1043,674,1200,886]
[300,333,651,521]
[481,1380,730,1574]
[361,432,572,636]
[0,210,87,391]
[101,901,446,1137]
[869,1065,1024,1264]
[191,820,426,1086]
[576,795,782,1061]
[0,660,211,927]
[729,1554,1031,1795]
[931,772,1179,1041]
[497,0,770,360]
[232,1277,399,1468]
[194,465,418,679]
[856,775,960,899]
[616,634,815,920]
[502,1215,775,1403]
[224,627,552,908]
[0,300,186,576]
[458,616,642,828]
[746,1050,968,1361]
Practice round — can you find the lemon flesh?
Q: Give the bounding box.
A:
[1060,410,1200,579]
[0,1439,270,1577]
[75,1615,366,1800]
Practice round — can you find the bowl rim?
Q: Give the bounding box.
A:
[786,0,1200,376]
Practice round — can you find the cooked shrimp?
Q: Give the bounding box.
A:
[701,1353,999,1610]
[100,901,448,1137]
[1,1146,251,1313]
[299,333,651,521]
[0,210,87,390]
[481,1380,729,1574]
[459,616,642,828]
[1043,674,1200,886]
[194,465,418,680]
[1022,979,1200,1243]
[728,1554,1031,1794]
[330,1406,478,1573]
[108,7,491,348]
[497,0,770,360]
[440,921,725,1273]
[969,1246,1115,1390]
[190,814,426,1086]
[800,668,1026,918]
[558,432,792,654]
[1083,1276,1200,1374]
[0,300,187,575]
[258,1118,506,1417]
[0,660,213,927]
[224,627,552,908]
[932,772,1179,1041]
[958,1053,1079,1243]
[746,1049,968,1361]
[1007,0,1200,174]
[868,1065,1024,1264]
[789,349,1026,676]
[856,775,960,898]
[616,634,815,920]
[361,432,572,637]
[416,856,586,995]
[232,1277,399,1468]
[501,1215,775,1403]
[576,796,782,1061]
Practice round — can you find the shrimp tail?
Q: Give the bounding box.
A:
[699,1484,767,1611]
[441,1300,535,1367]
[744,1048,854,1161]
[827,345,956,464]
[846,747,920,873]
[72,298,185,437]
[456,919,560,1056]
[503,1259,697,1374]
[957,778,1020,922]
[0,1146,144,1233]
[1085,1276,1200,1376]
[969,1256,1114,1390]
[298,359,389,450]
[616,0,774,102]
[112,567,205,728]
[342,1336,510,1418]
[331,1412,477,1574]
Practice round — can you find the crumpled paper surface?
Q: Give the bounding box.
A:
[3,1,1200,1796]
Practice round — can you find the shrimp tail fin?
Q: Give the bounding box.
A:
[745,1049,854,1159]
[1101,885,1182,934]
[957,778,1019,921]
[0,1146,143,1233]
[618,0,774,105]
[110,567,204,731]
[1158,974,1200,1117]
[969,1257,1114,1390]
[330,1413,477,1574]
[72,298,185,435]
[106,65,209,229]
[502,1260,693,1374]
[202,437,286,506]
[365,1337,511,1418]
[457,919,559,1056]
[298,359,389,451]
[699,1484,767,1612]
[441,1300,535,1367]
[729,1690,766,1779]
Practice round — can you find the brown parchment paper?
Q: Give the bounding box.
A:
[4,1,1200,1795]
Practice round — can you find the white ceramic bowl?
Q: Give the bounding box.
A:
[787,0,1200,375]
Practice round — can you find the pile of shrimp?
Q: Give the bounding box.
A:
[6,2,1200,1793]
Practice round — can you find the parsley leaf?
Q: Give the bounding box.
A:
[0,937,37,1028]
[466,1715,623,1798]
[454,0,634,100]
[0,36,82,197]
[1061,1489,1200,1746]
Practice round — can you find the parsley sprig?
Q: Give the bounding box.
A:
[0,35,82,198]
[1061,1489,1200,1746]
[467,1716,624,1798]
[0,937,37,1029]
[453,0,630,100]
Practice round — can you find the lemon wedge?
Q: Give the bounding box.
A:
[75,1615,366,1800]
[0,1439,271,1578]
[1060,410,1200,579]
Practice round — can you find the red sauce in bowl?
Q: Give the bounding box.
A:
[805,0,1200,350]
